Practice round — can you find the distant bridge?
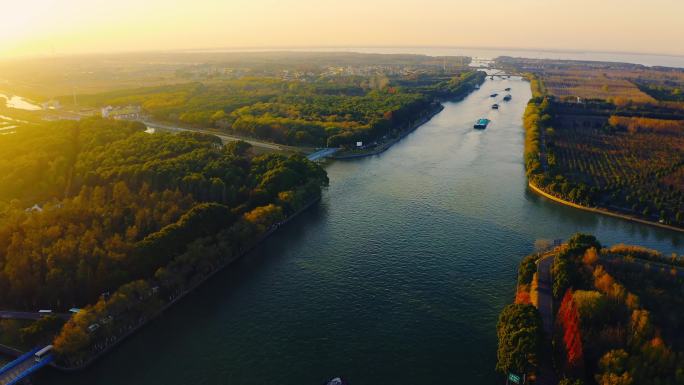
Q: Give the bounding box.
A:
[486,70,523,79]
[0,347,53,385]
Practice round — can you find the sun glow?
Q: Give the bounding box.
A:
[1,0,684,58]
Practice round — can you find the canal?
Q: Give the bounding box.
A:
[42,75,683,385]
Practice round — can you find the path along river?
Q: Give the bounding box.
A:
[42,75,683,385]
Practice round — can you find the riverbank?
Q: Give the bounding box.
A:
[333,103,445,160]
[50,196,321,372]
[41,65,684,385]
[528,181,684,234]
[334,72,486,159]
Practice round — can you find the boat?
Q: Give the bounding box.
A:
[491,104,499,109]
[503,94,512,101]
[474,118,490,129]
[490,93,498,97]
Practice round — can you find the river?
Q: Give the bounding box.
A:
[0,93,41,111]
[41,75,683,385]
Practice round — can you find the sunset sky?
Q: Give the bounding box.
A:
[2,0,683,58]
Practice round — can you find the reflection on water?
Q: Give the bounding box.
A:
[43,74,683,385]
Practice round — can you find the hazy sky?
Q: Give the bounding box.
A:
[2,0,683,57]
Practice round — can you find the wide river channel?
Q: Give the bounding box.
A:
[43,75,683,385]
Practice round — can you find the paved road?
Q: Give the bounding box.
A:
[536,254,555,335]
[0,347,53,385]
[306,148,339,161]
[143,121,293,152]
[535,252,558,385]
[0,358,34,385]
[0,311,70,321]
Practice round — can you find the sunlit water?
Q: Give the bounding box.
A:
[0,93,41,111]
[39,76,683,385]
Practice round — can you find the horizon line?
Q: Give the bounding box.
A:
[3,44,684,63]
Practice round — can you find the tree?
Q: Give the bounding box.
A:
[596,350,632,385]
[557,290,584,371]
[559,378,585,385]
[20,315,64,346]
[582,247,599,265]
[243,204,285,231]
[518,254,538,285]
[496,304,543,374]
[225,140,252,156]
[567,233,601,254]
[53,322,91,358]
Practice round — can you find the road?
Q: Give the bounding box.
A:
[0,311,70,321]
[535,254,555,335]
[306,148,339,161]
[535,252,558,385]
[0,347,53,385]
[0,357,34,385]
[143,121,302,152]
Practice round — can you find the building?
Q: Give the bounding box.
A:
[101,105,143,121]
[25,204,43,213]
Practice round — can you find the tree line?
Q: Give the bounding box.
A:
[523,96,683,227]
[67,70,485,148]
[0,119,328,363]
[502,233,684,385]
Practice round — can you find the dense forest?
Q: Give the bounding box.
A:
[63,69,484,148]
[0,118,327,364]
[499,234,684,385]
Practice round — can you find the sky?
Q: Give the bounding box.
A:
[2,0,684,58]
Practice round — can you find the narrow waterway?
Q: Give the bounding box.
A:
[43,76,683,385]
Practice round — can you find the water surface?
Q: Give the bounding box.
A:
[42,76,683,385]
[0,93,41,111]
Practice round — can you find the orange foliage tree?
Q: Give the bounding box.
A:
[557,289,584,372]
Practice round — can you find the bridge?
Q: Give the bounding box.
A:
[486,70,522,79]
[0,346,53,385]
[306,148,339,161]
[0,311,71,321]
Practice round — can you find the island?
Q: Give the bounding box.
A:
[498,233,684,385]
